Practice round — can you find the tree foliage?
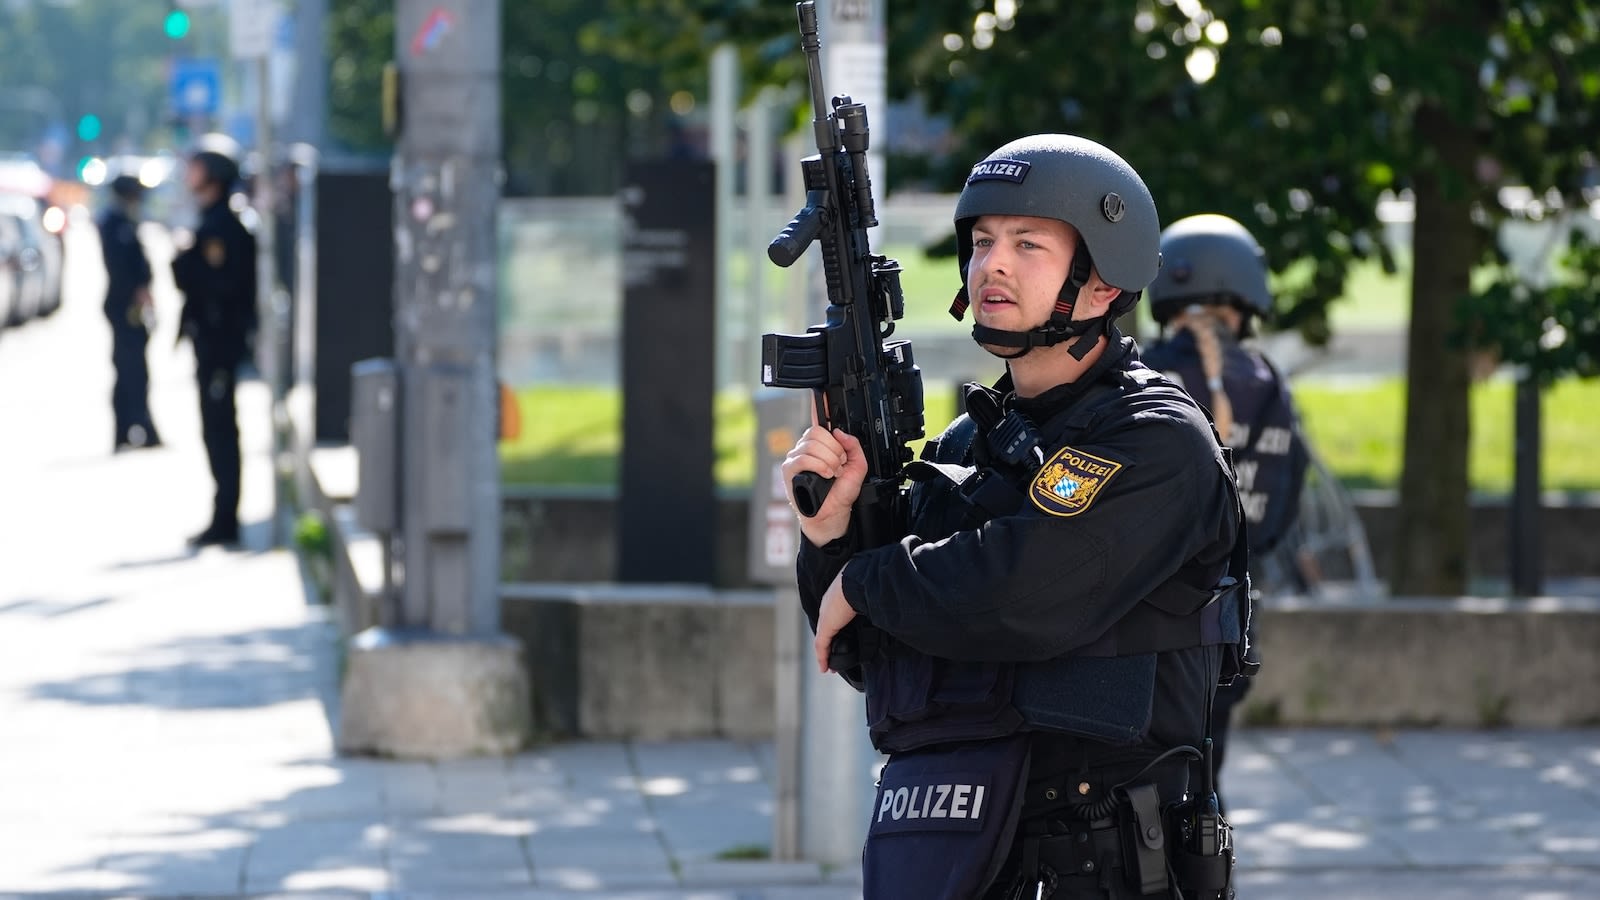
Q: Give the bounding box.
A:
[326,0,1600,593]
[0,0,219,159]
[327,0,789,193]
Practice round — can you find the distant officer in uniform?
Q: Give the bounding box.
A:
[783,136,1249,899]
[1143,214,1310,808]
[172,143,257,548]
[99,175,162,452]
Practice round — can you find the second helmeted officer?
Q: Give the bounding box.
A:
[1143,213,1311,808]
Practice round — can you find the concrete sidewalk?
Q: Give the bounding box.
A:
[2,223,1599,898]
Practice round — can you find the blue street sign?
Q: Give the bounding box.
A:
[170,59,221,117]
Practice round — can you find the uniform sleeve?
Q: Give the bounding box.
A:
[172,219,256,300]
[796,532,857,633]
[170,234,205,294]
[838,411,1239,663]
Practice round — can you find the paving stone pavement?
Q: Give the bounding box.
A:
[2,223,1599,899]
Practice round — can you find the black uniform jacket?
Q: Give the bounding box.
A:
[797,334,1241,750]
[98,207,151,320]
[172,199,257,368]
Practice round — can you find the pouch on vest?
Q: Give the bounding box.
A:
[863,732,1032,900]
[865,644,1026,754]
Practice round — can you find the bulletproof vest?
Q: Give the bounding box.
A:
[864,364,1252,754]
[1144,336,1307,554]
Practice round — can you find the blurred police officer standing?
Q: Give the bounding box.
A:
[171,145,257,548]
[783,136,1250,899]
[99,175,162,452]
[1143,214,1311,808]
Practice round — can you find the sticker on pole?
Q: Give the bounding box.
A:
[411,7,458,56]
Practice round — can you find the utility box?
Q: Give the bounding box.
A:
[747,389,810,586]
[417,363,473,534]
[351,358,400,533]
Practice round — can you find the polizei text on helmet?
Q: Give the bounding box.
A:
[966,159,1032,184]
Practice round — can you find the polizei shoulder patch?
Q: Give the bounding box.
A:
[967,158,1031,185]
[1030,445,1124,517]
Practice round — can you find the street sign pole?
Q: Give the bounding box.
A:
[231,0,289,547]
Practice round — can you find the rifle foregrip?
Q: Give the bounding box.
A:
[769,205,825,267]
[791,471,833,518]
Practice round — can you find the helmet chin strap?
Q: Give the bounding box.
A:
[969,317,1107,360]
[951,238,1107,361]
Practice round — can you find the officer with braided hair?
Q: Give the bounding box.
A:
[1143,214,1311,810]
[172,139,257,548]
[782,135,1249,899]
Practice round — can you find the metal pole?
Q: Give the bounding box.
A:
[710,44,739,392]
[1510,371,1542,596]
[289,141,319,517]
[288,0,329,148]
[745,88,777,380]
[392,0,503,636]
[255,55,288,547]
[1501,212,1559,600]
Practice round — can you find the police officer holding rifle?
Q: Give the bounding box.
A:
[761,5,1253,897]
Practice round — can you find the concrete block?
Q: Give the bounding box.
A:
[1244,596,1600,728]
[578,592,720,740]
[338,629,531,759]
[717,595,778,740]
[501,584,777,741]
[497,585,1600,739]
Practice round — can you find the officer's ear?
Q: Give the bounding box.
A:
[1076,271,1122,319]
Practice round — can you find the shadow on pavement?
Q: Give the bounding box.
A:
[26,623,329,711]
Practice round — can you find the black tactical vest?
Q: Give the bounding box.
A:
[863,365,1253,754]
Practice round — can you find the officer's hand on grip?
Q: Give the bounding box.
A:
[781,425,866,546]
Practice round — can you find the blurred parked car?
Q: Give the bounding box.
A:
[0,211,19,328]
[0,190,63,320]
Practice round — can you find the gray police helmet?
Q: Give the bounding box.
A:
[953,134,1162,295]
[1147,213,1273,324]
[189,133,242,188]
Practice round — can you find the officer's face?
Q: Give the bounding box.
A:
[968,214,1083,331]
[185,160,207,195]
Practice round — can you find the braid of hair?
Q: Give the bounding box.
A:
[1179,306,1235,444]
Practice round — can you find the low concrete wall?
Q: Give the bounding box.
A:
[500,583,776,741]
[1244,595,1600,728]
[502,487,1600,587]
[500,587,1600,740]
[303,446,1600,739]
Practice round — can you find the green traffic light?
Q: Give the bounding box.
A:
[76,114,101,142]
[164,9,191,39]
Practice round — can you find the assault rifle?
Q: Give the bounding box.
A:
[762,0,925,670]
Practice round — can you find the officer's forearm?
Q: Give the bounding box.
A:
[797,533,856,632]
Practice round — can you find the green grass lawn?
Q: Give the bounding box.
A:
[500,377,1600,495]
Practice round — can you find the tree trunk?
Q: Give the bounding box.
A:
[1392,103,1478,596]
